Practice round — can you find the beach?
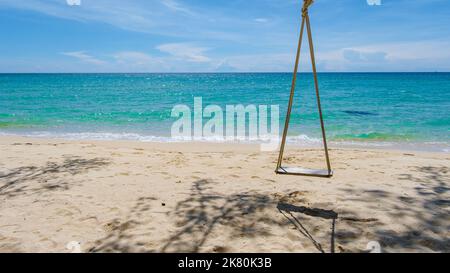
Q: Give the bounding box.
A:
[1,0,449,258]
[0,136,448,253]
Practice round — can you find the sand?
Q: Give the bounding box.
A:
[0,136,448,253]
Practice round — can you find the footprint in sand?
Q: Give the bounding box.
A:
[56,209,75,217]
[80,216,100,225]
[275,191,310,204]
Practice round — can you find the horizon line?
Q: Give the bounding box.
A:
[0,71,448,74]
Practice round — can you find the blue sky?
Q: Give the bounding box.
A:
[0,0,449,72]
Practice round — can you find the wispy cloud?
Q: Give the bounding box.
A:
[0,0,247,41]
[156,43,211,63]
[114,51,155,65]
[1,0,450,72]
[315,41,450,72]
[61,51,105,65]
[113,51,171,72]
[254,18,269,23]
[160,0,195,16]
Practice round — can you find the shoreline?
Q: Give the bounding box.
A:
[0,133,448,153]
[0,135,449,252]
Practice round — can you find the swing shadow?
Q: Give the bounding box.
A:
[90,179,343,253]
[277,202,338,253]
[161,179,278,253]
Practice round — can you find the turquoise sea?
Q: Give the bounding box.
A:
[0,73,449,151]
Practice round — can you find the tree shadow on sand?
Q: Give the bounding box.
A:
[0,156,110,198]
[5,160,444,252]
[161,179,278,253]
[88,179,347,253]
[386,166,449,252]
[88,179,388,253]
[161,179,349,253]
[89,196,158,253]
[338,165,449,252]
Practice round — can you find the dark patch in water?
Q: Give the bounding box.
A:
[343,110,378,116]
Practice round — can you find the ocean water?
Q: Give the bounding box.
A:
[0,73,449,151]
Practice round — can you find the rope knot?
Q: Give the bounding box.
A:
[302,0,314,17]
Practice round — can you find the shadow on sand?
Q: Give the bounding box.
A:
[277,202,338,253]
[337,165,449,252]
[0,156,110,198]
[161,179,278,253]
[91,179,342,253]
[91,164,449,253]
[2,157,447,253]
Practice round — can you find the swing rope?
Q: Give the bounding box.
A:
[276,0,332,177]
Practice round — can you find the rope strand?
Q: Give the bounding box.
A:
[302,0,314,17]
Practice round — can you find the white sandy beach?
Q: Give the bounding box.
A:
[0,136,448,253]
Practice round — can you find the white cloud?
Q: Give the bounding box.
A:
[314,41,450,72]
[348,41,450,61]
[342,49,387,62]
[114,51,155,65]
[0,0,243,41]
[156,43,211,63]
[113,51,172,72]
[61,51,105,65]
[51,39,450,72]
[217,53,293,72]
[254,18,269,23]
[160,0,194,15]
